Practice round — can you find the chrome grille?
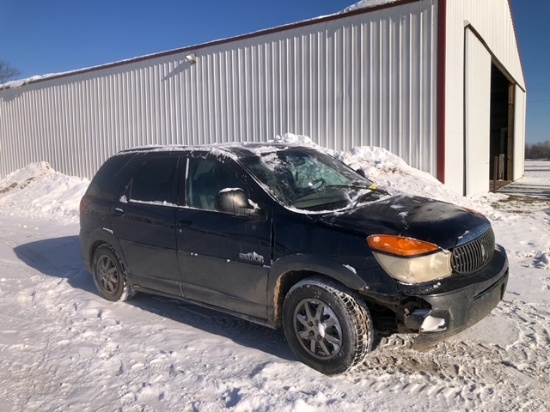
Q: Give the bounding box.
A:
[451,229,495,274]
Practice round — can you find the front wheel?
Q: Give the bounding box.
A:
[92,244,135,302]
[282,277,373,375]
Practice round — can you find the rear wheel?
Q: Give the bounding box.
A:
[282,277,373,375]
[92,244,135,302]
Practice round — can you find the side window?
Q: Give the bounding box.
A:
[86,154,141,200]
[130,156,178,204]
[187,158,247,211]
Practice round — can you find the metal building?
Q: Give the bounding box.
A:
[0,0,525,196]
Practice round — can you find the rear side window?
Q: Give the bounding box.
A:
[129,156,178,204]
[86,154,139,200]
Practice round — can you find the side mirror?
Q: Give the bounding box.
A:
[216,188,261,217]
[356,168,366,178]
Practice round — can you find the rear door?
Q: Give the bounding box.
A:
[176,153,272,319]
[111,152,183,296]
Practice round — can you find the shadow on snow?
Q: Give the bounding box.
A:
[13,236,294,362]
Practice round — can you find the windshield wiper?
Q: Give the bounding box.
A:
[325,183,388,195]
[351,185,389,207]
[324,183,367,190]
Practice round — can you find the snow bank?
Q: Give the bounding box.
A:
[0,161,89,222]
[0,138,494,222]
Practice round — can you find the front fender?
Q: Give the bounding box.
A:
[266,254,369,325]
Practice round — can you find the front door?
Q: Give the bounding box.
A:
[176,154,272,319]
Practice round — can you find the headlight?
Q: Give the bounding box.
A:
[367,235,452,284]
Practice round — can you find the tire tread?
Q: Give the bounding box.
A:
[283,277,374,375]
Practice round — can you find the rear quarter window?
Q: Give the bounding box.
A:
[86,153,141,200]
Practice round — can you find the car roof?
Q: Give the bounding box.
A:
[118,142,311,159]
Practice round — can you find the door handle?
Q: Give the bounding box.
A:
[178,219,192,227]
[113,208,125,216]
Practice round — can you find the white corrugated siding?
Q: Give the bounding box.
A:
[464,30,492,196]
[444,0,526,194]
[0,0,438,180]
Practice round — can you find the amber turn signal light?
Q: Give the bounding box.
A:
[367,235,440,257]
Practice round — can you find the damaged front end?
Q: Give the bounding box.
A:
[366,220,509,349]
[397,243,509,349]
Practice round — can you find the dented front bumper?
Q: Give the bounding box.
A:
[399,245,509,349]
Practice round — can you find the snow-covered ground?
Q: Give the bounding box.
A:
[498,161,550,199]
[0,142,549,411]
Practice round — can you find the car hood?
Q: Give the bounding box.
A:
[318,194,490,250]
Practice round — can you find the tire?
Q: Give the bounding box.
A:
[282,277,373,375]
[92,244,135,302]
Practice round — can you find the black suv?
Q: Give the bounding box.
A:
[80,144,508,375]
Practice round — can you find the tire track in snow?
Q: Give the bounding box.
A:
[347,299,550,410]
[0,233,93,410]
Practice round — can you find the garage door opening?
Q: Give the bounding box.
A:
[489,64,515,189]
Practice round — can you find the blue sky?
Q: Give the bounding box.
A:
[0,0,548,143]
